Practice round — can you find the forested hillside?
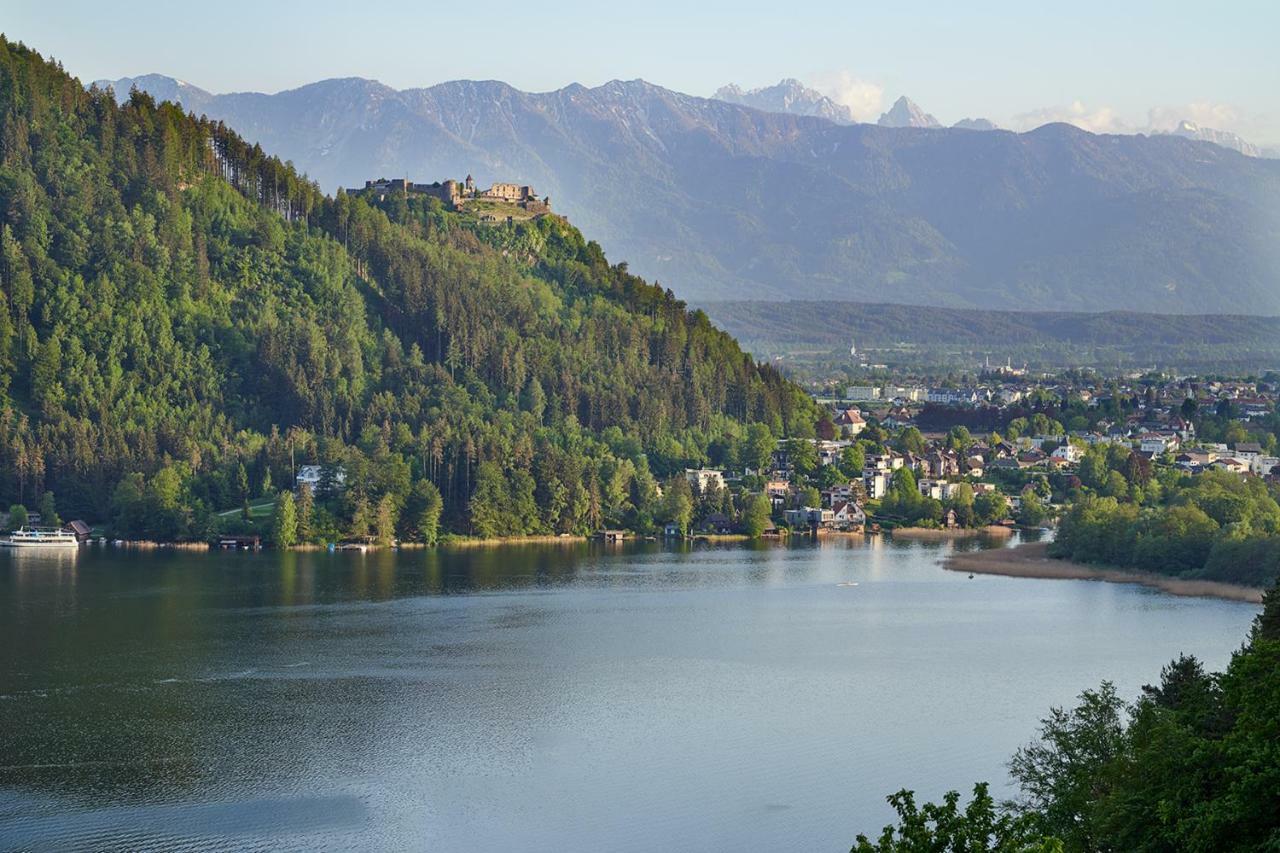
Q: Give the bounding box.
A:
[0,37,816,539]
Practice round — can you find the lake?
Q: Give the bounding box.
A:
[0,535,1258,851]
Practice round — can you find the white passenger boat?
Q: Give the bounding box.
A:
[2,526,81,547]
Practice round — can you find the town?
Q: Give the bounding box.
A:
[646,370,1280,538]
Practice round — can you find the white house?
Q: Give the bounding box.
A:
[295,464,346,492]
[917,478,946,501]
[1251,455,1279,476]
[685,468,726,493]
[1138,433,1179,454]
[1211,457,1251,475]
[864,471,891,500]
[1232,442,1264,464]
[831,501,865,530]
[1051,443,1082,464]
[785,507,835,528]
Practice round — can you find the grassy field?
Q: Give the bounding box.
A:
[216,497,275,520]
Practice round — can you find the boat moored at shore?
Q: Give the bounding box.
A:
[2,527,81,548]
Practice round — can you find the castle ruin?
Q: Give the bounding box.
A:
[353,174,549,212]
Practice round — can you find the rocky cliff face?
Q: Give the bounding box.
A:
[877,96,942,128]
[713,79,854,124]
[1164,119,1261,158]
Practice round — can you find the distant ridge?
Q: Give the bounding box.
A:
[953,117,998,131]
[705,300,1280,352]
[713,78,854,124]
[92,73,1280,312]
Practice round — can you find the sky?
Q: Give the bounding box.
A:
[6,0,1279,145]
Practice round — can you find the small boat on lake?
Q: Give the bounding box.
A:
[3,526,81,548]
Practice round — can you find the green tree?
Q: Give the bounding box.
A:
[296,483,314,543]
[840,444,866,479]
[1008,683,1127,851]
[946,426,973,453]
[660,476,695,535]
[897,427,926,456]
[36,491,59,527]
[236,462,250,503]
[853,783,1062,853]
[973,492,1008,526]
[744,423,776,473]
[421,482,444,544]
[788,438,819,479]
[147,466,188,540]
[1103,470,1129,499]
[349,494,373,539]
[470,462,508,538]
[1017,491,1048,527]
[742,494,772,538]
[271,490,298,548]
[375,494,398,546]
[8,504,28,529]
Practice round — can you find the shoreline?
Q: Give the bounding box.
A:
[440,534,588,549]
[944,542,1263,604]
[892,525,1014,541]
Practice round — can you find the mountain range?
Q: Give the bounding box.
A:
[95,73,1280,313]
[713,79,853,124]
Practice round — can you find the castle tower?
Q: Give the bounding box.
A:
[465,174,475,196]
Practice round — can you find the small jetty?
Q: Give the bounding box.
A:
[217,534,261,551]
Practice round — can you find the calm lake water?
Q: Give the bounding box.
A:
[0,534,1258,852]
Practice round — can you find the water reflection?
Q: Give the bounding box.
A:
[0,535,1257,852]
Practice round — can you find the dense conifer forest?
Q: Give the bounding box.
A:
[0,37,817,540]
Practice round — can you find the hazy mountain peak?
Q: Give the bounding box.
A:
[877,95,942,128]
[1164,119,1261,157]
[92,73,213,111]
[713,78,854,124]
[953,117,998,131]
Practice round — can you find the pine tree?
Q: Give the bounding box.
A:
[375,494,397,546]
[271,491,297,548]
[37,490,60,527]
[296,484,314,543]
[349,495,372,539]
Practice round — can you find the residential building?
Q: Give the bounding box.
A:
[833,408,866,437]
[685,468,726,493]
[296,464,346,492]
[845,386,881,402]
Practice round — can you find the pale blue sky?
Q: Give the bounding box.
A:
[7,0,1279,143]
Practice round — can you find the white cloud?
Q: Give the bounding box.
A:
[808,70,884,122]
[1009,100,1132,134]
[1146,101,1241,133]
